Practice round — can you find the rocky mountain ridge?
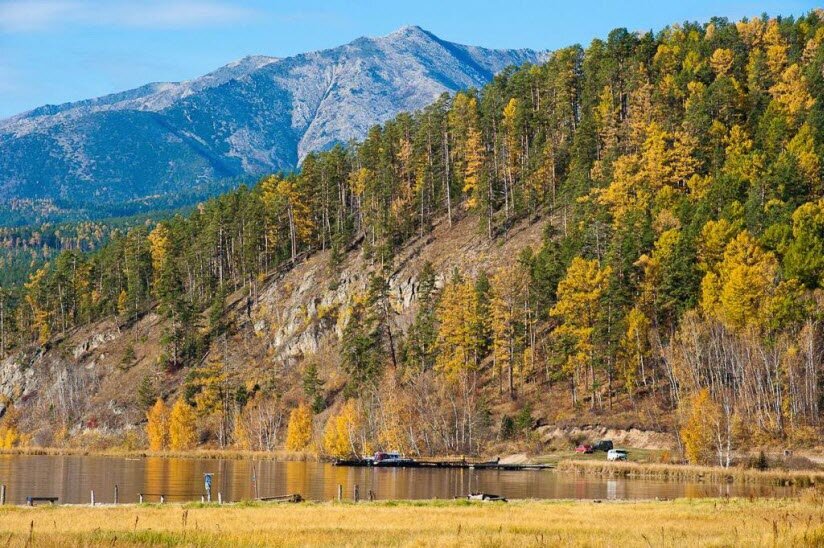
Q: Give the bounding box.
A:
[0,26,544,210]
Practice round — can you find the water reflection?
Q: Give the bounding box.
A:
[0,454,801,505]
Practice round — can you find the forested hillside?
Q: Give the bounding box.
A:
[0,12,822,466]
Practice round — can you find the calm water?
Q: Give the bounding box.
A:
[0,455,800,505]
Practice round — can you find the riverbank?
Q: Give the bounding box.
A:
[0,497,821,546]
[557,460,824,487]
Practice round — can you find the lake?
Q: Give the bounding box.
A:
[0,454,800,505]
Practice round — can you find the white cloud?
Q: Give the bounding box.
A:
[0,0,257,32]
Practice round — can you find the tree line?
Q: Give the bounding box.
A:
[1,12,823,465]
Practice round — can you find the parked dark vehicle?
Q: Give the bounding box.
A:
[593,440,613,452]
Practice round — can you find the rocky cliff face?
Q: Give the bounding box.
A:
[0,27,543,210]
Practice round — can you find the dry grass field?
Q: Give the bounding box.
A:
[0,497,822,547]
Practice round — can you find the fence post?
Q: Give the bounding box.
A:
[139,493,144,504]
[353,484,360,502]
[114,484,119,505]
[160,495,165,504]
[218,492,223,505]
[90,490,95,506]
[368,489,374,502]
[337,484,342,501]
[1,484,5,505]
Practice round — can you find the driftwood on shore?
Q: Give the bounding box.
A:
[257,493,303,503]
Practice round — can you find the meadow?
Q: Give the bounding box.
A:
[0,497,822,547]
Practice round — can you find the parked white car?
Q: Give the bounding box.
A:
[607,449,628,462]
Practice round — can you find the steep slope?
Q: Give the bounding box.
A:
[0,212,547,447]
[0,26,543,208]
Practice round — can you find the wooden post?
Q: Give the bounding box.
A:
[337,484,343,501]
[160,495,165,504]
[139,494,144,504]
[218,492,223,505]
[201,496,205,503]
[353,484,360,502]
[1,484,5,505]
[368,489,374,502]
[114,485,119,505]
[90,490,95,506]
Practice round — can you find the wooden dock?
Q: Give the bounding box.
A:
[333,459,554,471]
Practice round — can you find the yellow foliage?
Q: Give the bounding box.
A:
[764,19,788,77]
[700,231,778,330]
[232,410,251,450]
[619,307,650,395]
[697,219,739,273]
[435,275,483,381]
[462,126,484,209]
[168,398,197,451]
[770,64,815,122]
[117,289,128,316]
[191,362,228,418]
[285,403,314,452]
[709,48,734,76]
[679,389,721,465]
[550,258,611,381]
[146,398,169,451]
[0,404,24,449]
[147,223,172,276]
[722,125,763,184]
[786,124,821,193]
[323,399,363,459]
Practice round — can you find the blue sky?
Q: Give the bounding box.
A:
[0,0,818,118]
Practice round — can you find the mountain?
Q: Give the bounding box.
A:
[0,26,543,210]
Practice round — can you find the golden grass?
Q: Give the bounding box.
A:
[557,459,824,486]
[0,498,822,547]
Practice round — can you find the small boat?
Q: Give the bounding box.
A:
[371,451,415,466]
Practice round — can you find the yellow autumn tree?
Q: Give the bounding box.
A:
[770,64,815,123]
[147,223,172,282]
[434,274,482,381]
[722,125,763,185]
[463,126,484,209]
[168,398,197,451]
[0,404,23,449]
[697,218,739,273]
[232,408,251,450]
[285,403,313,452]
[618,307,650,397]
[550,258,611,406]
[709,48,734,77]
[502,97,521,204]
[146,398,169,451]
[700,231,778,330]
[786,123,821,194]
[24,267,50,345]
[679,389,721,465]
[764,19,788,77]
[323,399,363,459]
